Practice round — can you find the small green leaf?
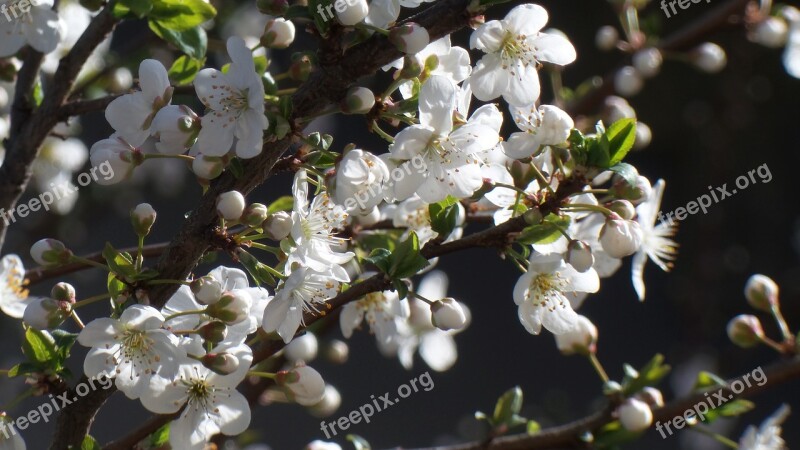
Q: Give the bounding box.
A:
[429,196,460,237]
[120,0,153,17]
[279,95,293,119]
[693,371,727,391]
[526,420,541,435]
[365,248,392,275]
[102,242,135,279]
[604,118,637,165]
[717,399,755,417]
[609,162,638,188]
[149,0,217,31]
[492,386,523,428]
[81,435,101,450]
[517,214,570,245]
[50,329,79,362]
[22,328,57,366]
[622,354,671,395]
[390,231,429,279]
[149,21,208,59]
[167,55,203,85]
[267,196,293,214]
[150,423,170,446]
[107,273,127,300]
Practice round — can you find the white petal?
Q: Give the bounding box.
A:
[105,93,153,147]
[196,114,236,156]
[517,301,542,334]
[77,318,121,347]
[469,20,505,52]
[533,33,577,66]
[504,4,548,36]
[631,250,647,301]
[469,54,508,102]
[0,21,26,57]
[540,296,579,335]
[234,109,267,159]
[339,304,364,338]
[390,125,435,160]
[119,305,165,330]
[419,331,457,372]
[139,59,171,102]
[419,75,456,133]
[503,60,540,107]
[26,8,62,54]
[216,390,251,435]
[141,382,187,414]
[277,302,303,343]
[83,347,117,378]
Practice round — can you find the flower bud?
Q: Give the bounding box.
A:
[614,66,644,97]
[131,203,157,237]
[191,276,223,305]
[389,23,430,55]
[632,48,662,78]
[744,274,779,312]
[109,67,134,93]
[206,290,252,325]
[523,207,543,225]
[554,315,597,355]
[399,55,423,79]
[599,214,643,258]
[30,239,70,266]
[262,17,296,49]
[285,332,319,362]
[727,314,765,348]
[633,122,651,150]
[637,387,664,408]
[613,175,652,204]
[201,352,240,375]
[340,87,375,115]
[50,282,76,303]
[242,203,269,228]
[603,96,636,123]
[257,0,289,15]
[617,398,653,432]
[263,211,292,240]
[608,200,636,220]
[750,17,789,48]
[305,440,342,450]
[216,191,246,221]
[278,365,326,406]
[151,105,200,155]
[192,153,225,180]
[289,54,315,82]
[691,43,727,73]
[335,0,368,26]
[595,26,619,51]
[198,320,228,346]
[324,339,349,364]
[89,137,142,185]
[23,298,70,330]
[430,298,467,331]
[309,385,341,418]
[565,240,594,273]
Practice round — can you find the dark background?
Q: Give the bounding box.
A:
[2,0,800,449]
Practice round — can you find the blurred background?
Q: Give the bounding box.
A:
[1,0,799,448]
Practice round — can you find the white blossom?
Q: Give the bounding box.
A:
[105,60,172,147]
[0,0,63,57]
[631,180,677,301]
[262,267,339,343]
[0,255,34,319]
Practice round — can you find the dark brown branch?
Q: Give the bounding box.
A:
[25,243,168,284]
[57,94,122,120]
[102,411,181,450]
[402,356,800,450]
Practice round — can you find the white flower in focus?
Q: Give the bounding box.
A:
[0,255,35,319]
[503,104,573,159]
[388,75,500,203]
[0,0,63,57]
[287,170,354,281]
[334,149,390,213]
[88,137,141,185]
[739,404,790,450]
[340,284,409,346]
[77,305,182,399]
[262,267,339,343]
[630,180,677,301]
[386,36,471,99]
[141,345,252,450]
[105,60,171,147]
[513,253,599,335]
[194,36,268,159]
[469,4,576,106]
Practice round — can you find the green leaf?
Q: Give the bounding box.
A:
[149,20,208,59]
[50,330,78,362]
[150,423,170,446]
[22,328,57,366]
[346,434,371,450]
[102,242,136,279]
[254,55,269,75]
[429,196,460,237]
[81,435,101,450]
[167,55,203,85]
[267,196,294,214]
[149,0,217,31]
[604,118,637,165]
[517,214,570,245]
[593,420,642,447]
[390,231,429,279]
[392,278,409,300]
[693,371,727,391]
[119,0,153,16]
[718,399,755,417]
[279,95,293,119]
[492,386,523,428]
[622,354,671,395]
[107,273,127,300]
[228,157,244,179]
[609,162,638,188]
[365,248,392,275]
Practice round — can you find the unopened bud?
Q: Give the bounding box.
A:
[637,387,664,408]
[614,66,644,97]
[308,385,341,417]
[617,398,653,432]
[399,55,423,79]
[242,203,269,228]
[430,298,467,331]
[131,203,157,237]
[335,0,368,26]
[691,43,727,73]
[750,17,789,48]
[191,276,223,305]
[554,315,597,355]
[324,339,349,364]
[565,241,594,273]
[744,274,779,312]
[389,23,430,55]
[206,290,252,325]
[608,200,636,220]
[264,211,292,240]
[632,48,662,78]
[341,87,375,115]
[201,352,240,375]
[285,333,319,362]
[278,365,326,406]
[30,239,71,266]
[192,154,225,180]
[198,320,228,346]
[289,54,314,82]
[50,282,76,303]
[727,314,765,348]
[596,26,619,51]
[216,191,247,221]
[613,174,651,204]
[23,298,70,330]
[599,214,643,258]
[262,17,296,49]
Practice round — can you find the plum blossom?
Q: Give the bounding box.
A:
[631,179,678,301]
[393,194,465,246]
[340,280,410,347]
[388,75,500,203]
[77,305,183,399]
[513,253,599,335]
[194,36,268,159]
[0,255,35,319]
[141,345,253,450]
[469,4,576,106]
[333,149,390,213]
[503,104,574,159]
[385,36,471,98]
[739,405,790,450]
[105,60,172,147]
[0,0,63,57]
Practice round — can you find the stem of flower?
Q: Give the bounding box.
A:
[371,122,395,143]
[249,242,284,257]
[72,293,113,309]
[275,88,297,96]
[143,153,195,162]
[529,163,555,195]
[759,335,787,354]
[408,291,435,305]
[145,279,192,286]
[563,203,615,217]
[248,371,278,379]
[689,425,739,449]
[493,182,532,197]
[135,235,145,272]
[588,353,610,383]
[69,255,109,272]
[164,309,207,322]
[70,310,86,329]
[771,305,793,342]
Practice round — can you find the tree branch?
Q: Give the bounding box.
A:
[25,243,168,284]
